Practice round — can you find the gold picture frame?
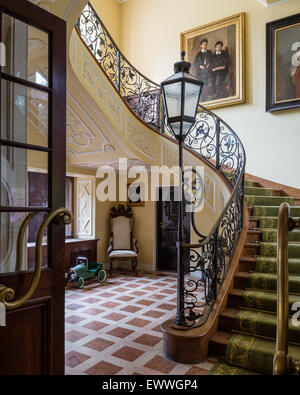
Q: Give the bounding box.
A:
[180,13,245,110]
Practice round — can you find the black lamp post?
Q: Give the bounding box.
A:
[161,51,203,326]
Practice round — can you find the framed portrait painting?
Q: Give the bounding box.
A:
[127,183,145,207]
[180,13,245,110]
[266,13,300,112]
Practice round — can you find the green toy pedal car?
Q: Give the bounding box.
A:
[65,256,106,288]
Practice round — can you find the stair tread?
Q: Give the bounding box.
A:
[220,308,240,319]
[229,288,244,296]
[240,256,256,262]
[244,242,260,247]
[247,230,262,234]
[235,272,250,279]
[210,331,233,345]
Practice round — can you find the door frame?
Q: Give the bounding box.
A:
[0,0,66,375]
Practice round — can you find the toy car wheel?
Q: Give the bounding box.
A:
[97,270,106,283]
[78,277,84,289]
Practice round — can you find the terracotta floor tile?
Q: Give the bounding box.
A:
[151,324,163,333]
[107,327,134,338]
[84,338,114,352]
[83,308,104,316]
[144,355,176,374]
[142,286,159,291]
[83,321,109,331]
[114,295,135,302]
[65,330,88,343]
[85,361,122,375]
[106,281,123,286]
[97,292,116,298]
[102,301,119,308]
[112,346,145,362]
[121,277,136,282]
[157,303,176,311]
[113,287,130,293]
[130,291,147,296]
[66,294,84,300]
[143,310,165,319]
[65,351,90,368]
[162,278,177,282]
[154,282,168,287]
[121,305,142,313]
[149,294,167,300]
[185,366,209,375]
[65,315,86,324]
[81,297,101,303]
[80,289,99,295]
[103,312,126,321]
[136,280,152,284]
[66,303,84,311]
[126,318,151,328]
[133,334,161,347]
[125,284,140,288]
[160,289,175,295]
[135,299,155,306]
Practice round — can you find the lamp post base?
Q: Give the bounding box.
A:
[161,318,213,364]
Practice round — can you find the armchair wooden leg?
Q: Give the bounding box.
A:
[132,258,138,276]
[109,258,113,276]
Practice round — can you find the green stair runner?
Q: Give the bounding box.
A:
[210,180,300,375]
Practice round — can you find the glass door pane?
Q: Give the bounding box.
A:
[2,12,49,87]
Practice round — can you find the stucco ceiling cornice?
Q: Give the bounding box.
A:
[256,0,289,7]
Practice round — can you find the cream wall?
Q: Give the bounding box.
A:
[117,0,300,189]
[91,0,121,46]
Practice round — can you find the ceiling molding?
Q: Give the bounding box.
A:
[256,0,289,7]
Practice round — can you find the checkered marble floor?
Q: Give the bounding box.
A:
[65,271,217,375]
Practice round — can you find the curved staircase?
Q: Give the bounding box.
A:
[209,180,300,375]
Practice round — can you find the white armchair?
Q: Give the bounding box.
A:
[108,205,138,275]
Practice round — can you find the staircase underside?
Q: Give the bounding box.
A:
[209,180,300,375]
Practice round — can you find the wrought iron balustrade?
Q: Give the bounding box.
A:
[77,3,161,129]
[76,3,246,328]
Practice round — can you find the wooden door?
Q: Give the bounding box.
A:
[0,0,66,375]
[157,187,190,271]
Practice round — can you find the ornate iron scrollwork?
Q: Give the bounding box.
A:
[77,3,161,130]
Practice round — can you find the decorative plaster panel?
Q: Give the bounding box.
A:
[28,0,56,12]
[126,117,156,161]
[77,180,93,237]
[70,32,78,69]
[161,144,195,168]
[81,52,122,130]
[204,173,216,212]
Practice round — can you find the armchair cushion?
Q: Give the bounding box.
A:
[109,250,137,258]
[111,216,132,249]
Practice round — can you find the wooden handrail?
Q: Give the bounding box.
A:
[273,202,300,375]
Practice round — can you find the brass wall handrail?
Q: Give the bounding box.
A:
[273,202,300,375]
[0,207,73,311]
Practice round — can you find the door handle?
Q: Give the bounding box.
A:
[0,207,73,310]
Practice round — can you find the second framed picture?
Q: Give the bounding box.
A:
[266,13,300,112]
[181,13,245,110]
